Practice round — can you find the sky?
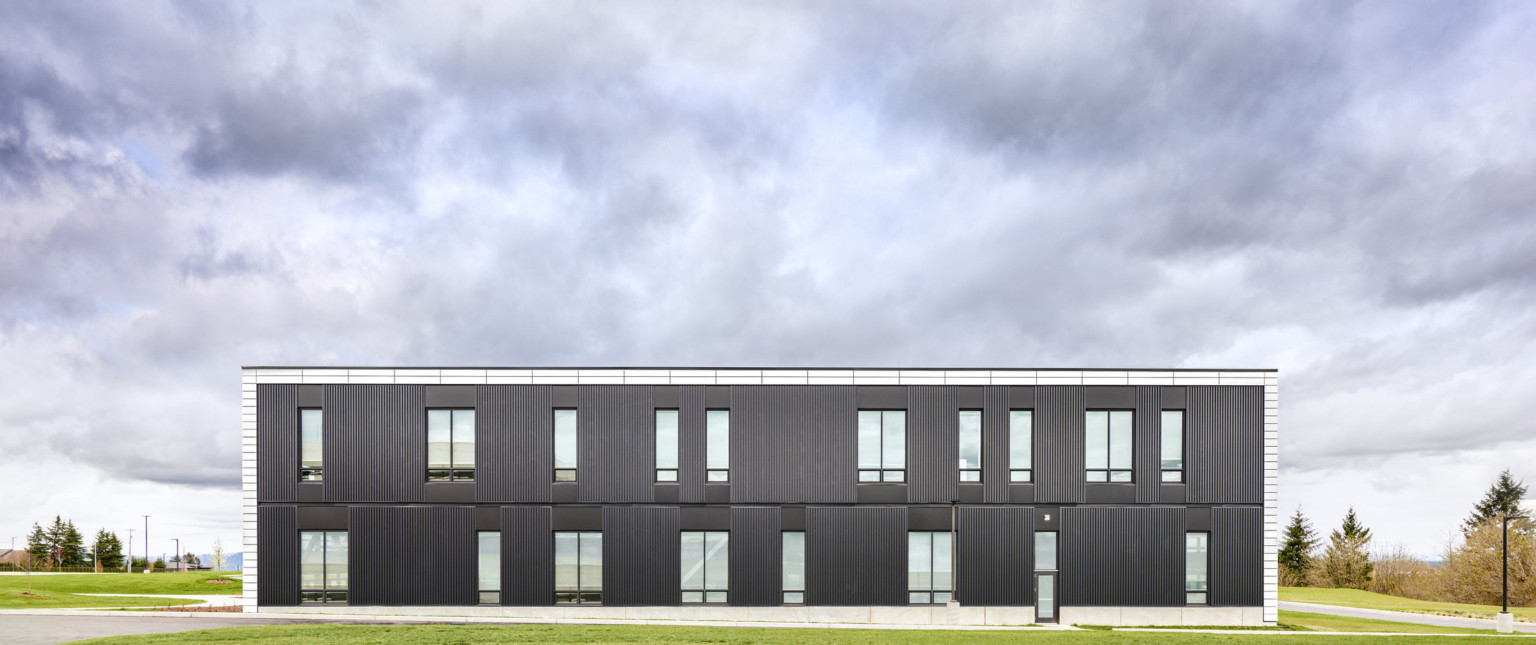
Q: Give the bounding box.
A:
[1,0,1534,561]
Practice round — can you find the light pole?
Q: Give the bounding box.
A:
[143,516,150,572]
[1499,504,1533,634]
[172,538,180,572]
[127,529,135,574]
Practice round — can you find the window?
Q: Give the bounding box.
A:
[427,409,475,481]
[1010,410,1033,482]
[681,531,729,603]
[782,531,805,604]
[706,410,730,482]
[907,531,952,604]
[858,410,906,482]
[300,531,347,603]
[1085,410,1133,482]
[1186,532,1209,605]
[300,409,323,481]
[958,410,982,482]
[1161,410,1184,482]
[553,409,577,482]
[554,531,602,604]
[1034,531,1057,571]
[478,532,500,605]
[655,410,679,482]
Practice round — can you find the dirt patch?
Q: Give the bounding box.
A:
[147,604,240,612]
[205,579,234,584]
[14,592,54,599]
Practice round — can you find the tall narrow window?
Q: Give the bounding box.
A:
[655,409,679,482]
[1186,532,1209,605]
[300,409,323,481]
[300,530,347,603]
[1161,410,1184,482]
[907,531,952,604]
[958,410,982,482]
[427,409,475,481]
[478,532,500,605]
[554,531,602,604]
[1034,531,1057,571]
[1010,410,1033,482]
[858,410,906,482]
[553,409,577,482]
[681,531,729,603]
[706,410,730,482]
[782,531,805,604]
[1085,410,1133,482]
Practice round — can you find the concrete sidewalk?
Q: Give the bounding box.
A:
[1281,600,1536,634]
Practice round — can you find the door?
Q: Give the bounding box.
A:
[1035,573,1057,623]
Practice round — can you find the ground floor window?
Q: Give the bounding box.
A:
[554,532,602,604]
[478,531,500,605]
[1186,531,1209,605]
[782,531,805,604]
[681,531,729,603]
[300,530,347,603]
[907,531,952,604]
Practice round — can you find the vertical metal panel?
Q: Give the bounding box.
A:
[1035,386,1086,503]
[982,386,1011,503]
[1134,386,1163,503]
[501,506,553,605]
[256,505,298,606]
[323,385,425,503]
[1060,506,1184,606]
[907,386,958,503]
[602,506,680,606]
[1212,506,1263,606]
[1187,386,1264,504]
[731,386,856,504]
[578,386,655,503]
[349,506,477,606]
[476,386,552,503]
[257,385,298,503]
[678,386,707,503]
[957,506,1033,605]
[729,507,782,606]
[806,506,906,605]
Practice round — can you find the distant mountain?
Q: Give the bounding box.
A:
[194,552,243,570]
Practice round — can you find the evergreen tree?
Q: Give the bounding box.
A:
[1320,507,1374,588]
[1464,469,1530,532]
[1279,507,1318,586]
[25,522,49,567]
[92,529,124,570]
[59,520,85,567]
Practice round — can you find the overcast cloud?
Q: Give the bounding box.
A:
[2,0,1534,558]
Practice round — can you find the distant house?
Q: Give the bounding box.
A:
[0,549,27,566]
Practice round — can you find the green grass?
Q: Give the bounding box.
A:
[0,571,240,609]
[1281,587,1536,622]
[1279,610,1509,634]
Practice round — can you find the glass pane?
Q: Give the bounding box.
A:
[554,533,579,590]
[326,590,347,603]
[479,532,500,592]
[783,591,803,604]
[1084,411,1108,469]
[680,532,705,590]
[301,591,324,603]
[555,592,578,604]
[1109,411,1133,469]
[655,410,679,469]
[581,592,601,604]
[934,592,951,604]
[427,410,452,470]
[1009,411,1032,469]
[300,531,325,589]
[1035,532,1057,570]
[957,411,982,470]
[707,470,729,482]
[857,411,881,469]
[706,591,728,603]
[300,410,323,468]
[479,591,499,605]
[1188,591,1207,605]
[657,469,678,482]
[1011,470,1031,482]
[1109,470,1132,483]
[883,411,906,469]
[933,531,952,591]
[1186,532,1208,591]
[1086,471,1107,482]
[859,470,879,482]
[1161,410,1183,470]
[580,532,603,591]
[554,468,576,482]
[554,410,578,469]
[325,532,348,589]
[782,532,805,592]
[452,410,475,468]
[908,532,931,591]
[1038,574,1055,619]
[706,410,730,469]
[682,591,703,603]
[960,471,980,482]
[883,470,904,482]
[1162,470,1181,482]
[704,532,730,590]
[909,592,929,604]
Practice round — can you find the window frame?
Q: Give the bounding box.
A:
[554,531,602,604]
[857,409,907,483]
[1085,409,1134,483]
[706,409,730,482]
[1009,409,1033,482]
[782,530,805,605]
[299,408,323,482]
[478,531,500,605]
[957,410,982,483]
[906,530,953,605]
[426,408,476,482]
[553,408,578,482]
[299,530,347,604]
[680,530,730,604]
[1161,410,1185,483]
[655,409,679,482]
[1186,531,1209,605]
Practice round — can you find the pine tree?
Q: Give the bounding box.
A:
[92,530,124,570]
[1279,507,1318,586]
[1464,469,1530,532]
[1320,507,1374,588]
[60,520,85,567]
[25,522,49,568]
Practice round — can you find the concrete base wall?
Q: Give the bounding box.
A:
[1059,606,1268,627]
[267,604,1036,626]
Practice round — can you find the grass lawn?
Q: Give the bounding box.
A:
[1281,587,1536,622]
[0,572,240,609]
[1279,610,1507,635]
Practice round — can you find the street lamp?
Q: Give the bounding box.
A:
[1498,501,1536,634]
[143,516,150,572]
[172,538,180,572]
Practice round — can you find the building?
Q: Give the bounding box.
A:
[242,367,1277,626]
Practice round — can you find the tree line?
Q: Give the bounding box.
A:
[21,517,207,571]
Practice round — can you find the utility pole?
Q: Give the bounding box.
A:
[143,516,150,572]
[173,538,180,571]
[127,529,135,574]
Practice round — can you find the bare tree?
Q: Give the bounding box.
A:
[1369,543,1439,600]
[211,537,226,572]
[1440,518,1535,606]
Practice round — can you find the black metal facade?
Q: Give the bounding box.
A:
[256,385,299,503]
[728,506,782,606]
[349,505,477,606]
[1212,506,1264,606]
[323,385,425,503]
[1060,506,1185,606]
[475,385,551,503]
[1188,386,1265,504]
[806,506,907,605]
[730,386,857,504]
[500,506,553,605]
[601,505,680,606]
[256,505,297,606]
[957,505,1034,605]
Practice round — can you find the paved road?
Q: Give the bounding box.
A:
[1281,600,1536,633]
[0,614,306,644]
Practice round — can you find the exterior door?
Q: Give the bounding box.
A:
[1035,573,1057,623]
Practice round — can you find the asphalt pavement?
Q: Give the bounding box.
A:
[0,613,304,645]
[1280,600,1536,633]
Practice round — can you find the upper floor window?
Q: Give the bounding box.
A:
[300,530,347,603]
[858,410,906,482]
[1186,531,1209,605]
[553,409,577,482]
[907,531,952,605]
[478,531,500,605]
[1085,410,1133,482]
[706,410,730,482]
[681,531,729,603]
[655,409,679,482]
[554,531,602,604]
[427,409,475,481]
[1161,410,1184,482]
[1034,531,1057,570]
[782,531,805,604]
[958,410,982,482]
[1010,410,1033,482]
[300,409,323,481]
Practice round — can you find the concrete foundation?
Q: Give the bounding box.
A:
[269,604,1039,626]
[1057,605,1266,627]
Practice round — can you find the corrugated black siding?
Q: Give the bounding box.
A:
[1036,386,1086,503]
[731,386,856,504]
[1187,386,1264,503]
[957,506,1033,605]
[579,387,654,503]
[501,506,553,605]
[806,506,906,605]
[907,386,958,503]
[729,507,782,606]
[1211,506,1264,606]
[323,385,425,503]
[476,386,552,503]
[602,506,680,606]
[349,506,477,605]
[1134,386,1162,503]
[1061,506,1184,606]
[678,386,708,503]
[256,505,298,606]
[257,385,298,503]
[982,386,1011,503]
